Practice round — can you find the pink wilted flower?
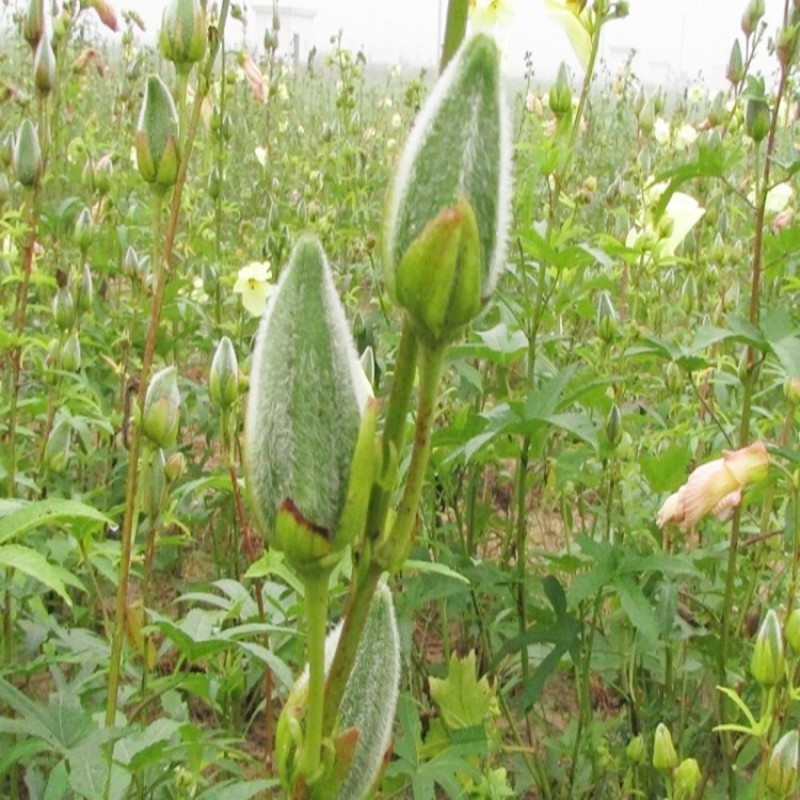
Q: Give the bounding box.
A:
[656,441,768,530]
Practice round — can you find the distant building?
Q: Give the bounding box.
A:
[248,2,317,67]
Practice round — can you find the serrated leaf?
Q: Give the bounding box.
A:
[0,544,82,606]
[0,499,112,546]
[429,651,496,731]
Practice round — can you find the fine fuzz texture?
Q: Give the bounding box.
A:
[244,234,371,542]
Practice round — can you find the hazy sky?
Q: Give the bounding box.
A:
[129,0,784,87]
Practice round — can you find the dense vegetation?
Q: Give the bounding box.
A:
[2,0,800,797]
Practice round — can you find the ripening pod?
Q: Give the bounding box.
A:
[53,286,76,331]
[60,331,81,372]
[45,419,72,472]
[134,75,181,191]
[244,235,375,575]
[33,35,57,96]
[13,119,42,188]
[160,0,207,72]
[142,366,181,449]
[383,33,511,347]
[140,446,168,520]
[76,264,93,312]
[751,609,784,688]
[209,336,239,408]
[22,0,44,49]
[276,584,401,798]
[745,94,770,142]
[74,206,95,253]
[596,290,617,342]
[652,723,678,772]
[726,40,744,86]
[766,731,799,798]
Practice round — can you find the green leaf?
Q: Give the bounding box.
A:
[404,559,470,585]
[429,651,496,731]
[195,780,279,800]
[0,544,83,606]
[639,444,691,492]
[0,499,112,546]
[614,576,659,645]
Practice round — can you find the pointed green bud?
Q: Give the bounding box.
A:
[777,24,799,68]
[94,155,113,195]
[0,133,13,168]
[653,723,678,772]
[76,264,93,313]
[160,0,207,72]
[767,730,799,797]
[53,286,76,331]
[142,366,181,449]
[606,403,622,449]
[727,40,745,85]
[674,757,701,800]
[22,0,44,50]
[134,75,181,190]
[786,608,800,652]
[549,62,573,116]
[596,290,617,342]
[13,119,42,188]
[626,735,645,764]
[45,419,72,472]
[74,206,95,253]
[638,97,655,135]
[394,198,482,345]
[745,95,770,143]
[207,164,222,200]
[708,91,726,127]
[209,335,239,408]
[33,35,57,96]
[244,235,373,572]
[59,331,81,372]
[681,274,697,315]
[123,245,140,277]
[164,451,187,482]
[141,446,168,520]
[359,345,375,388]
[751,609,785,687]
[384,33,511,332]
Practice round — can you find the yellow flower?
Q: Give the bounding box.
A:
[469,0,513,31]
[233,261,273,317]
[656,441,769,530]
[542,0,592,72]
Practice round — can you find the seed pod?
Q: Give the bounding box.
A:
[73,206,95,253]
[751,609,784,688]
[745,95,770,143]
[13,119,42,188]
[209,336,239,408]
[244,235,374,574]
[384,33,510,345]
[33,35,57,96]
[45,419,72,472]
[652,723,678,772]
[142,366,181,449]
[53,286,76,331]
[134,75,181,190]
[60,331,81,372]
[160,0,207,71]
[22,0,44,50]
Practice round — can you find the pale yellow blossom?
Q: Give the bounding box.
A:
[542,0,592,72]
[233,261,273,317]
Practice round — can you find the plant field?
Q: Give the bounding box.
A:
[2,0,800,798]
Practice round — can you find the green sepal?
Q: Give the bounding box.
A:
[274,499,336,577]
[135,75,180,189]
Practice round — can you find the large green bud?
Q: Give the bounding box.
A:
[33,35,57,96]
[134,75,181,191]
[141,366,181,449]
[160,0,207,72]
[13,119,42,188]
[276,583,401,798]
[244,235,375,576]
[22,0,44,50]
[383,33,511,346]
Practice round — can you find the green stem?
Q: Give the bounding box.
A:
[300,572,330,782]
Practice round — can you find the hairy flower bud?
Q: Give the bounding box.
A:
[244,235,374,575]
[160,0,207,72]
[22,0,44,49]
[45,419,72,472]
[596,290,617,342]
[626,735,645,764]
[13,119,42,188]
[751,609,784,688]
[741,0,765,37]
[53,286,76,331]
[134,75,181,190]
[383,33,511,342]
[60,331,81,372]
[74,206,95,253]
[549,62,573,116]
[745,95,770,143]
[209,335,239,408]
[727,40,745,85]
[76,264,93,313]
[142,366,181,449]
[674,758,701,800]
[140,446,168,520]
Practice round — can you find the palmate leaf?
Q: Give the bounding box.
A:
[429,651,496,731]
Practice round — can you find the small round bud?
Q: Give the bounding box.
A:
[626,735,645,764]
[160,0,207,72]
[745,95,770,143]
